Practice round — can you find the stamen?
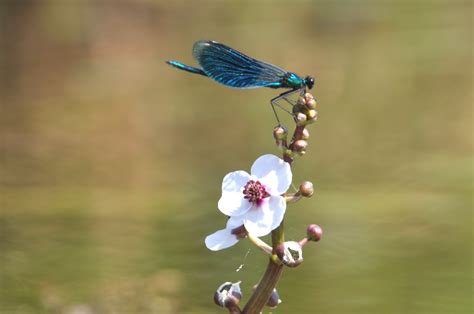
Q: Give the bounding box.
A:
[243,180,270,204]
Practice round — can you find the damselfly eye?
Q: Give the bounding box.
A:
[305,76,315,89]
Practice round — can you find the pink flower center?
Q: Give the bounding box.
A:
[243,180,270,205]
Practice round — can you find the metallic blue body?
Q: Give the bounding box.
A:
[166,40,311,90]
[166,60,206,76]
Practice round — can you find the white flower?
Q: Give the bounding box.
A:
[205,215,244,251]
[205,154,292,251]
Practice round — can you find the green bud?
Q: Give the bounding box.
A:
[307,109,318,121]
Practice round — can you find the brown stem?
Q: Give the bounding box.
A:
[298,237,309,247]
[289,125,306,149]
[241,259,284,314]
[284,124,307,165]
[227,305,242,314]
[242,221,285,313]
[285,192,302,203]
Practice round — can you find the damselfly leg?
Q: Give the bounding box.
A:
[270,88,306,124]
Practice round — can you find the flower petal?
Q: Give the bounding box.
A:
[222,171,251,193]
[205,229,239,251]
[250,155,292,195]
[243,195,286,237]
[227,215,245,229]
[269,196,287,231]
[218,192,252,216]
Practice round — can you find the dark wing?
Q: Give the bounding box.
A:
[192,40,287,89]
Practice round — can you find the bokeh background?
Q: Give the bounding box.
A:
[1,1,472,313]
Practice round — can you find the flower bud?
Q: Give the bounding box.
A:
[273,125,288,141]
[304,93,314,102]
[299,181,314,197]
[305,98,317,110]
[296,112,307,125]
[307,224,323,242]
[214,281,242,308]
[275,241,303,267]
[293,140,308,155]
[301,128,310,140]
[297,96,306,106]
[251,285,282,309]
[307,109,318,121]
[267,288,282,309]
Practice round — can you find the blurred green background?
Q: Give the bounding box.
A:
[1,0,472,313]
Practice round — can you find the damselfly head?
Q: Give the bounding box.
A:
[305,76,315,89]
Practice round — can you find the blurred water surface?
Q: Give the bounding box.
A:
[1,1,472,313]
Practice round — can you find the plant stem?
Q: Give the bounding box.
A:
[242,259,283,314]
[242,222,285,313]
[242,120,303,312]
[227,305,242,314]
[247,234,272,255]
